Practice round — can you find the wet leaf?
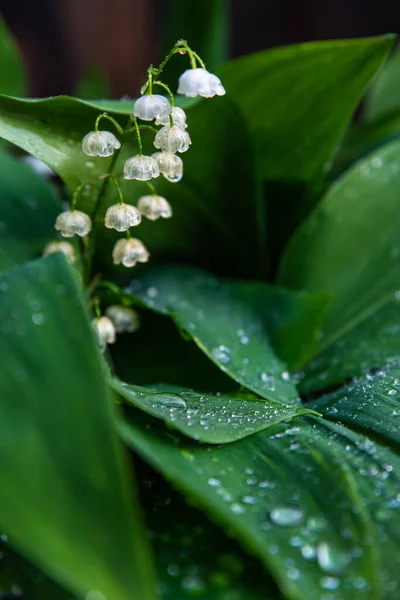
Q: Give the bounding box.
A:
[0,149,60,273]
[112,379,317,444]
[0,254,155,600]
[310,361,400,447]
[365,44,400,121]
[120,410,400,600]
[278,139,400,357]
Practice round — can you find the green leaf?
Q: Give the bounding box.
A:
[0,15,26,96]
[309,361,400,447]
[0,254,155,600]
[161,0,229,87]
[120,410,400,600]
[218,36,394,182]
[278,139,400,356]
[0,149,60,273]
[127,265,321,403]
[299,294,400,394]
[112,379,316,444]
[140,462,281,600]
[365,44,400,121]
[0,94,260,276]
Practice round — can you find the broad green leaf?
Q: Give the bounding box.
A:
[218,36,394,181]
[0,254,155,600]
[0,15,26,96]
[161,0,229,87]
[112,379,317,443]
[278,139,400,355]
[127,266,307,403]
[365,44,400,121]
[120,410,400,600]
[140,461,281,600]
[0,94,260,276]
[0,149,60,272]
[299,294,400,394]
[309,361,400,447]
[333,110,400,176]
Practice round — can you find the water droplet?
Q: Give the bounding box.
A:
[211,345,231,365]
[270,507,304,526]
[301,544,316,560]
[151,394,187,408]
[281,371,290,381]
[167,564,180,577]
[147,286,158,298]
[208,478,221,488]
[240,335,249,345]
[388,389,397,396]
[320,576,340,591]
[231,502,246,515]
[181,575,206,594]
[32,312,45,325]
[317,542,345,574]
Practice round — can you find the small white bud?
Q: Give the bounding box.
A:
[43,240,75,262]
[92,316,116,350]
[155,106,187,129]
[105,203,141,232]
[152,152,183,183]
[177,68,226,98]
[154,125,191,153]
[138,195,172,221]
[112,238,150,268]
[105,305,140,333]
[55,210,92,238]
[123,155,160,180]
[82,131,121,157]
[133,94,172,121]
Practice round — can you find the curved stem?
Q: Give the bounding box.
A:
[94,113,124,135]
[71,181,92,210]
[152,81,175,106]
[131,116,143,155]
[146,181,156,195]
[109,175,124,204]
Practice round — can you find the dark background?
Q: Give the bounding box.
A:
[1,0,400,97]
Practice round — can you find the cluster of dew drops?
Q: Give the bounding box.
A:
[42,40,226,351]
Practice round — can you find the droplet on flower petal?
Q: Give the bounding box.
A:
[154,125,191,153]
[105,305,140,333]
[123,155,160,180]
[112,238,150,268]
[138,195,172,221]
[152,152,183,182]
[82,131,121,157]
[177,68,226,98]
[155,106,187,129]
[105,203,141,231]
[133,94,172,121]
[55,210,92,238]
[43,240,76,262]
[92,316,116,351]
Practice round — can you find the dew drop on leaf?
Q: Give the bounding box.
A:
[270,507,304,526]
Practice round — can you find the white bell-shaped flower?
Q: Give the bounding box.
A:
[138,195,172,221]
[105,305,140,333]
[82,131,121,157]
[155,106,187,129]
[105,203,141,232]
[154,125,191,153]
[43,240,75,262]
[123,155,160,180]
[92,316,116,351]
[112,238,150,268]
[152,152,183,183]
[55,210,92,238]
[133,94,172,121]
[177,68,226,98]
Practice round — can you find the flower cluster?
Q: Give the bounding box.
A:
[92,305,140,351]
[49,41,225,273]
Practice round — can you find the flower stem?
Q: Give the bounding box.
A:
[109,175,124,204]
[94,113,124,135]
[152,81,175,107]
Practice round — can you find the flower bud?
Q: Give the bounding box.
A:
[105,203,141,232]
[112,238,150,268]
[43,240,76,262]
[138,195,172,221]
[123,155,160,181]
[154,125,191,154]
[133,94,172,121]
[82,131,121,157]
[152,152,183,183]
[155,106,187,129]
[55,210,92,238]
[92,316,116,351]
[177,68,226,98]
[105,305,140,333]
